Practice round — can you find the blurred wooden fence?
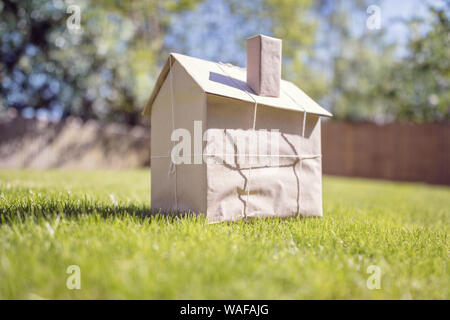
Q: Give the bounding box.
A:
[322,121,450,185]
[0,114,150,168]
[0,114,448,185]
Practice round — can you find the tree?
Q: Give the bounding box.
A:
[313,0,449,123]
[389,6,449,122]
[166,0,325,100]
[0,0,202,124]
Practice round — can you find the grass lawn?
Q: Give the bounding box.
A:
[0,169,448,299]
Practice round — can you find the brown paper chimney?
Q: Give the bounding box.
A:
[246,34,282,97]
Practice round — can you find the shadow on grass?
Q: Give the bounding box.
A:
[0,197,203,225]
[0,198,319,226]
[0,189,321,225]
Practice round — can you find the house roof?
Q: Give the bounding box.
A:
[143,53,332,117]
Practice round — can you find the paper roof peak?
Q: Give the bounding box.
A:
[143,53,332,117]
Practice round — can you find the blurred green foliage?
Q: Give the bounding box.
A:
[390,8,450,122]
[0,0,201,124]
[325,2,449,122]
[0,0,448,123]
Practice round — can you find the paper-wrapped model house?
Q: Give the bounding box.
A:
[143,35,332,223]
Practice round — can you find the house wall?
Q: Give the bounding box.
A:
[206,94,320,153]
[205,94,323,222]
[151,61,207,213]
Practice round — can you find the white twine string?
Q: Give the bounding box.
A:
[216,62,258,220]
[152,154,321,159]
[281,87,312,217]
[168,55,178,211]
[281,87,307,138]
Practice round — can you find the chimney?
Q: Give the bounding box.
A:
[246,34,282,97]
